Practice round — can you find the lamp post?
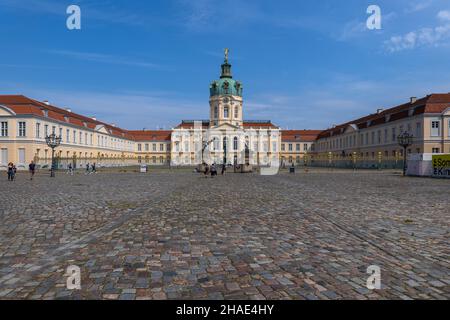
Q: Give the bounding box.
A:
[45,133,62,177]
[223,138,227,166]
[397,131,413,176]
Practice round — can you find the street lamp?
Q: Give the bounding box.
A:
[223,137,227,166]
[45,133,62,177]
[397,131,413,176]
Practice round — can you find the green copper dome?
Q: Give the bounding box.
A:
[210,49,243,97]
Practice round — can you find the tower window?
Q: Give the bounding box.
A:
[224,106,229,118]
[234,106,239,119]
[214,106,218,119]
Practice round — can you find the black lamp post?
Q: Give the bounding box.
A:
[397,131,413,176]
[45,133,62,177]
[223,138,227,166]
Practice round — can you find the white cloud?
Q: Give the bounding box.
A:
[46,50,164,69]
[438,10,450,21]
[406,0,434,13]
[384,12,450,52]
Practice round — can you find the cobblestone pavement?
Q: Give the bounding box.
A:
[0,169,449,300]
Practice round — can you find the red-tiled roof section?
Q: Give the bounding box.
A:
[127,130,172,141]
[317,94,450,140]
[0,95,135,140]
[282,130,322,142]
[243,121,278,128]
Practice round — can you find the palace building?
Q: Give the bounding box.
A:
[1,51,449,171]
[0,51,318,170]
[313,94,450,168]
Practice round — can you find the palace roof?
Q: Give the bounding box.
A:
[316,93,450,140]
[281,130,322,142]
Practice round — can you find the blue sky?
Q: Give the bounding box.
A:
[1,0,450,130]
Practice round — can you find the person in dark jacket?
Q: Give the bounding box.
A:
[7,162,14,181]
[29,161,36,180]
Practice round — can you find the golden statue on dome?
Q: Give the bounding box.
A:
[224,48,229,63]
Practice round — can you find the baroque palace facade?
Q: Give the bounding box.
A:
[1,51,449,170]
[0,53,317,170]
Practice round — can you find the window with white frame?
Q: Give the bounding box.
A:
[18,122,26,137]
[0,121,7,137]
[66,129,70,142]
[416,122,421,137]
[35,123,41,138]
[431,120,440,137]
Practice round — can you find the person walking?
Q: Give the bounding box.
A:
[12,164,17,181]
[221,163,226,175]
[92,163,96,174]
[7,162,14,181]
[210,163,217,177]
[85,163,90,175]
[29,160,36,180]
[204,163,209,178]
[67,163,73,176]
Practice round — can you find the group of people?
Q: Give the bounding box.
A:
[66,162,97,175]
[6,161,36,181]
[202,162,226,177]
[85,163,97,175]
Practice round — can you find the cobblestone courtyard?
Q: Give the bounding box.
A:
[0,169,448,300]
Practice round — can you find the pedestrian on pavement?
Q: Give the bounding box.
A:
[67,163,73,175]
[210,163,217,177]
[85,163,90,175]
[92,163,96,174]
[29,160,36,180]
[221,163,226,175]
[12,164,17,181]
[204,163,209,177]
[7,162,14,181]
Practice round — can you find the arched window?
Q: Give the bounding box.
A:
[224,106,229,118]
[233,137,238,150]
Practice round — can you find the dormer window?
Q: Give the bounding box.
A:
[64,116,69,122]
[43,110,48,117]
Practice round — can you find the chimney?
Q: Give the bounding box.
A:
[65,108,72,113]
[410,97,417,104]
[111,123,116,127]
[43,100,50,105]
[377,108,384,114]
[91,117,97,121]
